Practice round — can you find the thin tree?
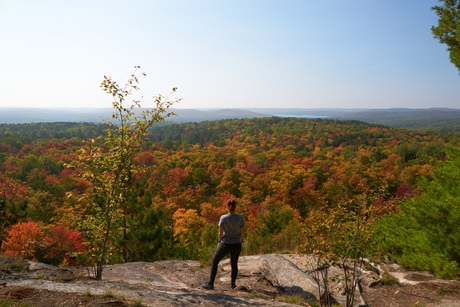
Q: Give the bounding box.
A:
[303,189,380,307]
[72,66,179,279]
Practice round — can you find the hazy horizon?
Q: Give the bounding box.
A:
[1,1,459,110]
[1,106,459,111]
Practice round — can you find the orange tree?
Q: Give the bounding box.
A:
[172,208,205,259]
[2,221,45,260]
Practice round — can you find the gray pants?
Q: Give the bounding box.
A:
[208,242,242,287]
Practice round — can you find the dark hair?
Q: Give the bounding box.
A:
[227,199,236,210]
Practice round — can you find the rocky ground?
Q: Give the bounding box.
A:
[0,254,459,306]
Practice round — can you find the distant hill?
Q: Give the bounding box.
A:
[246,108,359,118]
[0,107,459,131]
[169,108,267,122]
[340,108,460,132]
[0,108,110,123]
[0,108,267,124]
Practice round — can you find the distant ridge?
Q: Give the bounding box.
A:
[0,107,459,131]
[0,108,110,124]
[0,108,267,124]
[170,108,267,122]
[0,107,370,124]
[340,108,460,131]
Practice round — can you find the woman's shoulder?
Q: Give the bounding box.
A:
[220,213,243,220]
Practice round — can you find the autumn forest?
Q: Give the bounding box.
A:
[1,110,460,281]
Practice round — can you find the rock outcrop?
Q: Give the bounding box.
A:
[258,254,318,300]
[1,254,460,306]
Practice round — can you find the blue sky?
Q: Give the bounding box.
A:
[0,0,458,109]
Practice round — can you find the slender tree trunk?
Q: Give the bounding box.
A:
[95,202,115,280]
[122,213,128,263]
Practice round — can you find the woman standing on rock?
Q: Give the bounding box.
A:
[202,199,245,290]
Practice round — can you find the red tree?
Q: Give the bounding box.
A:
[2,221,45,259]
[44,225,86,265]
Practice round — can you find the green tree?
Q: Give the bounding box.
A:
[377,146,460,278]
[432,0,460,73]
[71,67,179,279]
[124,207,168,262]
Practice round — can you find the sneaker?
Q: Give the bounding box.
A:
[202,282,214,290]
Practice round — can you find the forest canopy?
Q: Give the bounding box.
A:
[0,117,459,278]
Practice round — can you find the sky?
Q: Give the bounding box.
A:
[0,0,459,110]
